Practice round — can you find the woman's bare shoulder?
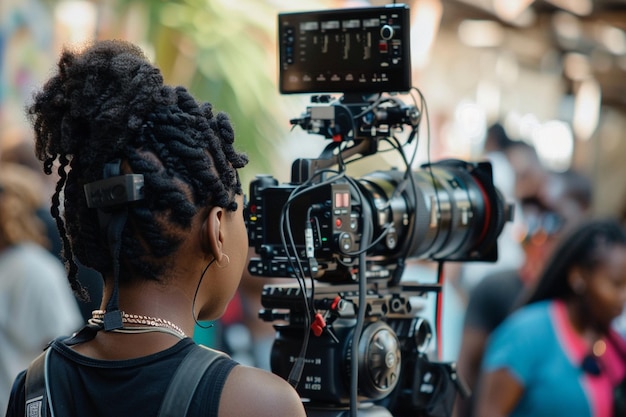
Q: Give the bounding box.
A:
[218,365,307,417]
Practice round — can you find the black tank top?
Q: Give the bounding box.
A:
[6,337,237,417]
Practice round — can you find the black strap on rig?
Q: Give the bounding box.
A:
[83,159,144,330]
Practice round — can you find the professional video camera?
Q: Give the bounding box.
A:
[246,4,513,417]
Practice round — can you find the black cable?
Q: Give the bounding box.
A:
[102,211,126,331]
[350,181,372,417]
[282,169,348,388]
[192,259,217,330]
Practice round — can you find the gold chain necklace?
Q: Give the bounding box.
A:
[90,310,187,339]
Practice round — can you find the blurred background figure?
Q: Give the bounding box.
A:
[457,130,553,296]
[454,167,593,417]
[0,138,102,320]
[504,140,550,205]
[0,162,82,415]
[457,123,524,292]
[441,125,546,363]
[475,218,626,417]
[428,123,524,362]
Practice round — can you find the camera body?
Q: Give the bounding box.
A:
[248,159,508,286]
[259,279,441,408]
[248,152,507,416]
[246,4,511,416]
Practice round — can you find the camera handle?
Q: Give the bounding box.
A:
[291,136,379,184]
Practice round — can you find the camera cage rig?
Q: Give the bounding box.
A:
[245,4,510,417]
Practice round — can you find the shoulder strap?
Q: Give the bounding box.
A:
[22,328,99,417]
[157,345,227,417]
[24,347,53,417]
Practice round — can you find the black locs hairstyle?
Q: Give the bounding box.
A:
[27,40,248,297]
[525,218,626,305]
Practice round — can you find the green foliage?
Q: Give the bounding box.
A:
[114,0,312,183]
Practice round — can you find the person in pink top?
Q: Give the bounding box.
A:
[476,218,626,417]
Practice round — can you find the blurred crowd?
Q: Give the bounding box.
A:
[451,124,626,416]
[1,118,625,416]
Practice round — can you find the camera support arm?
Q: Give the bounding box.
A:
[291,137,379,184]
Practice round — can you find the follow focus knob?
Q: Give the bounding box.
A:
[380,24,394,40]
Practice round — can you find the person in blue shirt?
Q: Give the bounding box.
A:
[475,218,626,417]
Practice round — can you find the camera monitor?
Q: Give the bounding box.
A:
[278,4,412,94]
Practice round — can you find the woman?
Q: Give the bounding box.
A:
[475,218,626,417]
[0,163,83,416]
[5,40,306,417]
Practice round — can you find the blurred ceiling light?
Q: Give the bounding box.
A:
[493,0,535,23]
[573,78,601,141]
[454,0,534,25]
[410,0,442,68]
[476,80,501,122]
[518,113,541,142]
[504,111,523,139]
[532,120,574,171]
[546,0,592,16]
[453,100,487,157]
[458,20,504,48]
[595,24,626,55]
[457,101,487,140]
[552,11,581,41]
[54,0,97,44]
[563,52,591,80]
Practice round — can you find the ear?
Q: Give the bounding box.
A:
[201,206,225,263]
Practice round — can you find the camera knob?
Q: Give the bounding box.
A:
[336,232,353,253]
[356,321,401,399]
[380,24,394,40]
[413,317,433,354]
[385,230,398,249]
[259,244,273,258]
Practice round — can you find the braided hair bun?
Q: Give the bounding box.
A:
[27,40,248,294]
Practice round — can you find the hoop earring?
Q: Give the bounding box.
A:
[216,254,230,268]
